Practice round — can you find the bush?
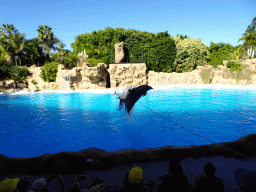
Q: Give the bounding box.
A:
[9,66,30,88]
[31,79,36,84]
[86,57,104,67]
[0,61,15,80]
[208,43,236,67]
[174,38,210,73]
[40,61,59,82]
[64,52,79,69]
[226,61,243,72]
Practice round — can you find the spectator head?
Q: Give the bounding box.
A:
[0,178,19,192]
[234,168,248,186]
[17,176,30,192]
[33,178,47,192]
[169,160,183,176]
[91,178,104,188]
[204,162,216,176]
[234,168,256,191]
[128,167,143,185]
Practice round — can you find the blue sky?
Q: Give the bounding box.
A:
[1,0,255,52]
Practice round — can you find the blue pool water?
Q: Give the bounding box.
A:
[1,86,256,158]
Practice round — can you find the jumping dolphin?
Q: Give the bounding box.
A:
[117,86,133,109]
[117,85,153,115]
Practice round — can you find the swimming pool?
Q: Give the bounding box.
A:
[1,85,256,158]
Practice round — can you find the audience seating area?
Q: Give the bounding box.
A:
[0,160,255,192]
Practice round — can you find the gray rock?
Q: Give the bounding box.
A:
[115,42,125,63]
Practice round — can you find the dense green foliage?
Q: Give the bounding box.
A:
[1,18,256,87]
[173,38,209,72]
[238,17,256,59]
[0,61,15,80]
[40,61,59,82]
[63,52,79,69]
[9,66,30,88]
[146,31,176,72]
[207,42,236,67]
[226,61,244,72]
[71,27,177,72]
[50,51,79,69]
[0,24,60,67]
[37,25,60,62]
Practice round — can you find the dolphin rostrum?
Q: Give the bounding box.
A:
[117,85,153,115]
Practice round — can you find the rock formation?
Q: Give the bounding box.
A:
[2,58,256,93]
[0,63,109,92]
[109,63,148,88]
[115,42,125,63]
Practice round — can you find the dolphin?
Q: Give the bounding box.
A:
[117,86,133,109]
[117,85,153,115]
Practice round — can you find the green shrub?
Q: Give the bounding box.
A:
[0,61,15,80]
[31,79,36,84]
[40,61,59,82]
[208,43,235,67]
[174,38,210,72]
[226,61,243,72]
[9,66,30,88]
[64,52,79,69]
[86,57,104,67]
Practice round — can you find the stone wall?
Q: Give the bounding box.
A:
[108,63,148,88]
[4,63,109,92]
[2,58,256,93]
[148,70,203,86]
[148,58,256,86]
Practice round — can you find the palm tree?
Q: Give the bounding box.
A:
[238,31,256,59]
[25,38,45,66]
[0,31,12,63]
[9,66,29,89]
[0,24,28,65]
[0,45,12,63]
[37,25,60,62]
[57,40,66,63]
[8,33,27,66]
[248,31,256,58]
[0,24,18,36]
